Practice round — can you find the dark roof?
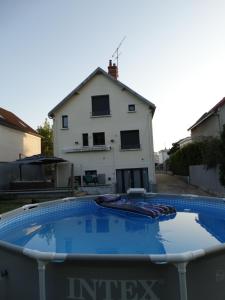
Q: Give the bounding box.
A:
[188,97,225,131]
[0,107,40,137]
[48,67,156,117]
[15,154,67,165]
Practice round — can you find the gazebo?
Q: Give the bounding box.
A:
[10,154,72,190]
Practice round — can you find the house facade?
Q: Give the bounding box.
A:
[49,62,156,193]
[188,97,225,140]
[0,107,41,162]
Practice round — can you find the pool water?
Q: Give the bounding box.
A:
[0,196,225,255]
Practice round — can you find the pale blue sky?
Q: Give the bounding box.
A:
[1,0,225,151]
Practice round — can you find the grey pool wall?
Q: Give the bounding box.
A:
[0,196,225,300]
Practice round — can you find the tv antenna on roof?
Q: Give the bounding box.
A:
[112,36,126,68]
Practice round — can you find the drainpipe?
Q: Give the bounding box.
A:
[175,262,188,300]
[38,260,48,300]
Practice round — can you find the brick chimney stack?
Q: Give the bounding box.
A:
[108,60,118,79]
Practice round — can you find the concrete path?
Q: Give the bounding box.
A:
[156,173,213,196]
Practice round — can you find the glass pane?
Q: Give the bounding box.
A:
[93,132,105,145]
[121,130,140,149]
[92,95,110,116]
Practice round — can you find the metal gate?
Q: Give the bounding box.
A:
[116,168,149,193]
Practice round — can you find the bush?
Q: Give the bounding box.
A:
[168,138,221,176]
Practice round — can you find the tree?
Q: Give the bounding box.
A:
[37,119,53,156]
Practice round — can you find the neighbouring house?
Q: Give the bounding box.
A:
[187,97,225,196]
[168,136,192,155]
[0,107,41,162]
[155,148,169,171]
[188,97,225,140]
[158,148,169,164]
[48,61,156,193]
[178,136,192,148]
[154,152,160,166]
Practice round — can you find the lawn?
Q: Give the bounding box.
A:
[0,199,34,214]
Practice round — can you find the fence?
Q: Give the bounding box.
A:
[189,165,225,196]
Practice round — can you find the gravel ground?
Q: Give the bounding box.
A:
[156,173,214,197]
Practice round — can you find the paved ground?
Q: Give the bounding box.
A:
[156,173,213,196]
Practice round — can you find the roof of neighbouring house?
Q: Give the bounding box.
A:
[0,107,40,137]
[188,97,225,131]
[48,67,156,117]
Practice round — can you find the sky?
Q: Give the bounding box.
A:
[1,0,225,151]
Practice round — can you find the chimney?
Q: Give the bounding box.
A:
[108,60,118,79]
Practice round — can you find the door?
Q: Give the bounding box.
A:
[116,168,149,193]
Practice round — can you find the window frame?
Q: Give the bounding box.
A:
[91,95,110,117]
[128,104,136,112]
[82,133,89,147]
[93,132,105,146]
[120,130,140,150]
[62,115,68,129]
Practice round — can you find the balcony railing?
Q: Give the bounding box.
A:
[64,145,111,153]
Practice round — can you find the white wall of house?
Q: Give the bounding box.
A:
[158,149,169,164]
[0,125,41,162]
[52,74,155,191]
[191,105,225,140]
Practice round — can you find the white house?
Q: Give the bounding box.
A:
[158,149,169,164]
[48,61,156,193]
[0,107,41,162]
[188,97,225,140]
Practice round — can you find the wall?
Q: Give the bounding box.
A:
[0,125,41,162]
[52,73,155,190]
[189,165,225,196]
[191,104,225,140]
[191,115,220,140]
[0,163,43,190]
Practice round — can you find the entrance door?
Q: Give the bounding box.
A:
[116,168,149,193]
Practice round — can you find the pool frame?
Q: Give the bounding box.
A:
[1,194,225,300]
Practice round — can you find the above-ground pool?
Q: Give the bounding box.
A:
[1,194,225,300]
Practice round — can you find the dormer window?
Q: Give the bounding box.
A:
[128,104,136,112]
[91,95,110,116]
[62,115,68,129]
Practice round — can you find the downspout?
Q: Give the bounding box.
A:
[175,262,188,300]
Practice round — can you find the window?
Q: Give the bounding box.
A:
[62,115,68,128]
[128,104,136,112]
[93,132,105,146]
[120,130,140,149]
[82,133,89,146]
[92,95,110,116]
[96,219,109,233]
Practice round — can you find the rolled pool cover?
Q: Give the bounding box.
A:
[95,195,176,219]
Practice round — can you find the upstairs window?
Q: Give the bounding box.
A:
[91,95,110,116]
[82,133,89,146]
[120,130,140,149]
[62,115,68,128]
[93,132,105,146]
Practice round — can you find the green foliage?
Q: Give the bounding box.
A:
[167,142,180,155]
[168,138,221,176]
[168,142,203,176]
[201,137,222,168]
[37,118,53,157]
